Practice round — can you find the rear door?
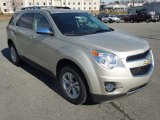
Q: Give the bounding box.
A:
[15,13,34,56]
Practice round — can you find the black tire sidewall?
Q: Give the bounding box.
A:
[59,65,87,105]
[9,44,20,65]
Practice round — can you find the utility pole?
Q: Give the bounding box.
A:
[133,0,135,7]
[33,0,35,6]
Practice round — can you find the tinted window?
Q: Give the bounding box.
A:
[51,13,111,36]
[9,13,19,25]
[16,13,33,29]
[33,13,52,31]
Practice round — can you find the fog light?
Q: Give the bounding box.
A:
[105,82,116,92]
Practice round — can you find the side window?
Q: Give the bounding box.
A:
[33,13,52,32]
[16,13,34,29]
[9,13,19,25]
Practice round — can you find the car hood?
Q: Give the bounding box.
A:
[65,31,150,58]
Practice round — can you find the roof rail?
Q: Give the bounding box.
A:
[21,6,41,10]
[21,6,71,10]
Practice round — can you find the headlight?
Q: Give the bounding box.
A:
[91,50,124,69]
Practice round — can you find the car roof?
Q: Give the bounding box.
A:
[16,6,87,14]
[47,9,87,14]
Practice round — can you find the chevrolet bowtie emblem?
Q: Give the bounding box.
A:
[144,60,151,65]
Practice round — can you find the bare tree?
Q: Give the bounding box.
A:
[114,1,120,4]
[7,0,23,12]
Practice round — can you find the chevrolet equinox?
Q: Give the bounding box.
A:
[6,7,154,105]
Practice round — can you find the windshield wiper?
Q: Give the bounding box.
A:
[64,33,84,36]
[88,29,111,34]
[64,29,111,36]
[64,32,83,36]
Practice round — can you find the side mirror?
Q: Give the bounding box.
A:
[36,27,53,36]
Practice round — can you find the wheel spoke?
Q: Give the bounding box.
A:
[63,76,70,85]
[72,87,78,98]
[62,72,80,99]
[66,87,71,94]
[73,81,78,86]
[73,85,80,91]
[68,73,73,82]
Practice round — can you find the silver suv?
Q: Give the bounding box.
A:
[7,7,154,105]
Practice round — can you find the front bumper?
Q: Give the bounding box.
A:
[97,67,153,96]
[91,83,148,103]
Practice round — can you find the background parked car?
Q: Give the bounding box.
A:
[96,14,113,23]
[108,15,121,23]
[123,12,159,23]
[117,14,125,20]
[156,13,160,21]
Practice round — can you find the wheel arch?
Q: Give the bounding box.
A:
[56,58,90,93]
[8,39,14,47]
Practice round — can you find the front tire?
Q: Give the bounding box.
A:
[59,65,88,105]
[9,43,20,66]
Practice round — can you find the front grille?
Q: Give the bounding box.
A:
[126,50,150,62]
[130,64,152,76]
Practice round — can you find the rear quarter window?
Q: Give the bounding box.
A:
[9,13,19,25]
[16,13,34,29]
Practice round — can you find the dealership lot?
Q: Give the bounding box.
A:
[0,21,160,120]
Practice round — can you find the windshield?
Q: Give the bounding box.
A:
[51,13,111,36]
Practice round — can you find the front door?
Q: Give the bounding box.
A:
[27,13,54,70]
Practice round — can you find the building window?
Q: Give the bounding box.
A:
[73,2,75,5]
[3,3,6,6]
[84,2,86,5]
[78,2,80,5]
[89,7,91,10]
[94,2,96,5]
[4,9,7,12]
[84,7,86,10]
[89,2,91,5]
[29,2,31,5]
[94,7,96,9]
[43,2,46,5]
[21,3,23,5]
[73,7,75,9]
[63,2,65,5]
[37,2,39,5]
[49,2,51,5]
[68,2,70,5]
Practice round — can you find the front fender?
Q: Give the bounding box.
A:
[54,40,102,94]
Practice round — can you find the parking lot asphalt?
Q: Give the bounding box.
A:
[0,21,160,120]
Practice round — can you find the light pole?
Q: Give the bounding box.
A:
[33,0,35,6]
